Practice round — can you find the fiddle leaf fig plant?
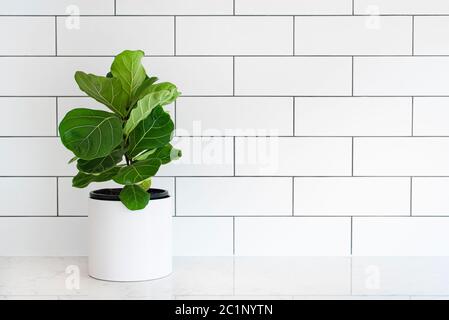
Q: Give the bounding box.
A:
[59,50,181,211]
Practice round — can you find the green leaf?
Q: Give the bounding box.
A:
[139,177,152,191]
[59,108,123,160]
[72,167,120,188]
[124,90,173,136]
[135,144,181,164]
[119,185,150,211]
[132,76,158,106]
[127,106,174,158]
[77,149,123,174]
[74,71,128,117]
[111,50,147,107]
[68,156,78,164]
[113,158,161,185]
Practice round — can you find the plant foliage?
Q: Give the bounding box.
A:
[59,50,181,210]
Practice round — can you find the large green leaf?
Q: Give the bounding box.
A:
[119,185,150,211]
[77,149,123,174]
[131,76,158,106]
[59,108,123,160]
[124,90,173,136]
[74,71,128,117]
[132,82,179,109]
[113,158,161,185]
[134,144,181,164]
[72,167,120,188]
[111,50,147,106]
[127,106,174,158]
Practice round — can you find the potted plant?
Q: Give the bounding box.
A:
[59,50,181,282]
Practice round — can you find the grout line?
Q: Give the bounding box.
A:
[292,16,295,56]
[2,215,449,218]
[350,217,353,255]
[233,217,236,255]
[8,54,449,58]
[352,0,355,15]
[232,56,235,96]
[292,177,295,216]
[412,16,415,55]
[174,16,177,55]
[233,0,236,15]
[351,137,354,176]
[351,56,354,96]
[54,16,57,56]
[233,136,236,176]
[410,177,413,217]
[292,97,295,135]
[55,97,59,136]
[6,135,449,138]
[174,177,177,216]
[114,0,116,16]
[173,99,177,129]
[5,94,449,98]
[4,175,449,178]
[3,14,449,17]
[411,97,414,136]
[56,177,59,217]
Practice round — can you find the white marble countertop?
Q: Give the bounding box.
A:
[0,257,448,300]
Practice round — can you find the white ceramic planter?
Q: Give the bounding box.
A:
[88,188,172,282]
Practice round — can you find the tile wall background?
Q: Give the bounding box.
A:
[1,0,449,256]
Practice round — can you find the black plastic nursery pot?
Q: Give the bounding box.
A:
[89,188,170,201]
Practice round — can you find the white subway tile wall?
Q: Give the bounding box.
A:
[1,0,448,256]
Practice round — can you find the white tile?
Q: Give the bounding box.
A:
[176,17,292,55]
[354,138,449,176]
[235,137,352,176]
[58,178,117,216]
[176,178,292,216]
[235,0,352,15]
[413,98,449,136]
[235,217,351,256]
[0,17,55,55]
[0,0,114,15]
[354,0,449,14]
[174,217,233,256]
[157,137,234,176]
[58,177,174,216]
[353,218,449,256]
[415,17,449,55]
[235,257,351,295]
[143,57,233,96]
[176,97,293,136]
[294,178,410,216]
[116,0,233,15]
[295,97,412,136]
[412,178,449,216]
[0,178,56,216]
[0,57,231,96]
[354,57,449,96]
[0,98,56,136]
[57,17,174,56]
[0,218,87,256]
[295,16,411,55]
[0,57,112,96]
[0,138,75,176]
[235,57,352,96]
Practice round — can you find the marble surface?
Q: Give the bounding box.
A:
[0,257,448,300]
